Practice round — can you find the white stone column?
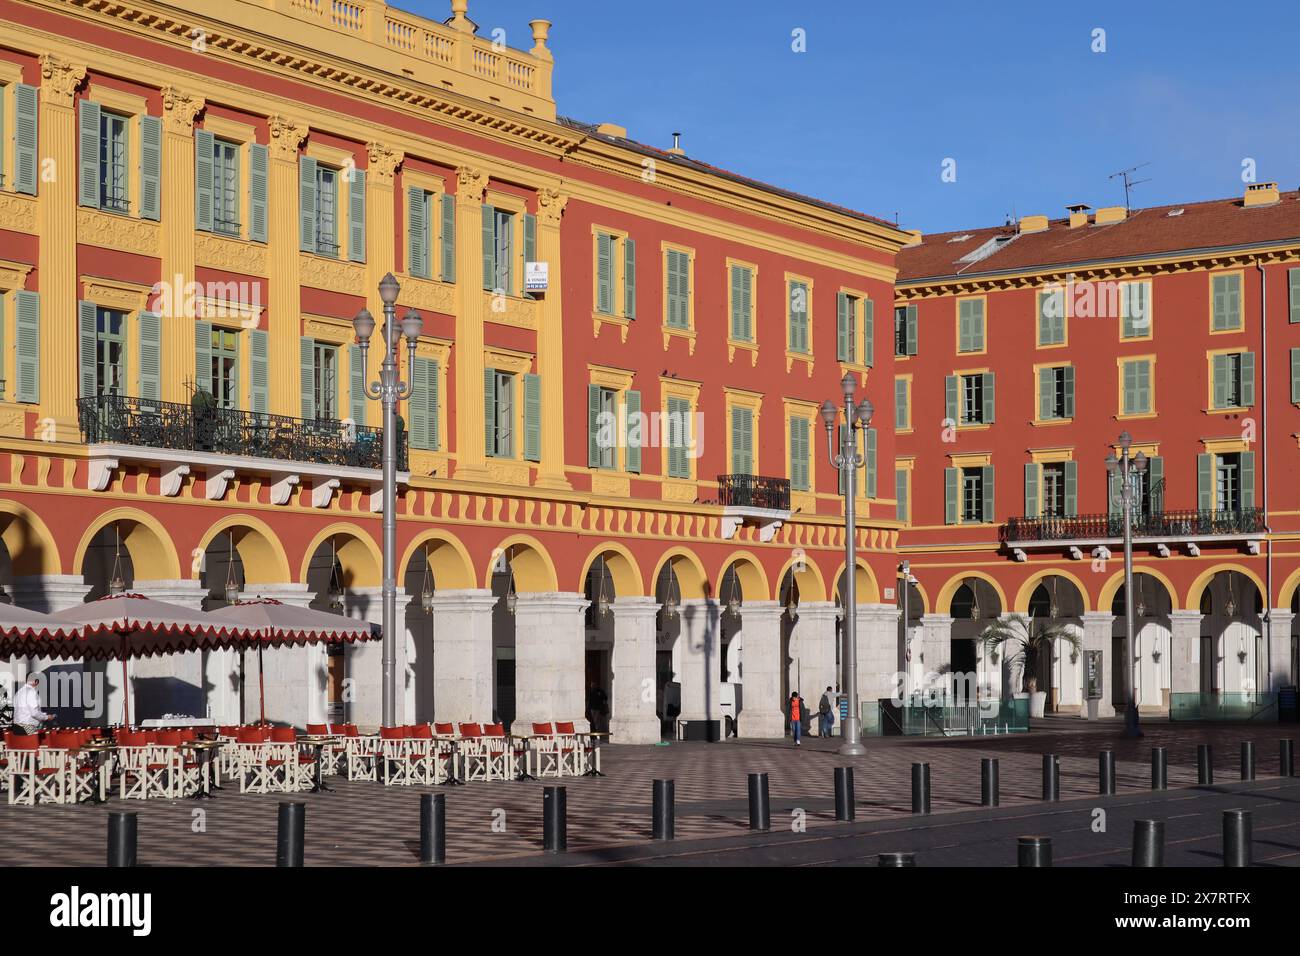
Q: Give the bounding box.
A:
[735,601,785,739]
[917,614,952,693]
[123,580,208,725]
[676,598,723,725]
[1266,609,1294,693]
[1168,609,1201,702]
[608,596,661,744]
[343,586,387,730]
[247,583,319,730]
[1081,611,1116,718]
[857,603,900,712]
[428,588,496,724]
[512,592,589,731]
[789,602,839,724]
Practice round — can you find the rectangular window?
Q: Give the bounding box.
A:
[957,298,985,353]
[730,406,754,474]
[895,467,909,523]
[1041,462,1067,517]
[1120,358,1152,415]
[1216,453,1240,513]
[212,139,241,236]
[894,377,911,430]
[99,111,130,213]
[1211,273,1242,331]
[665,248,691,329]
[729,264,754,342]
[594,386,617,470]
[95,308,127,395]
[1037,289,1065,345]
[492,208,514,294]
[1038,365,1075,420]
[210,327,239,410]
[788,280,810,354]
[595,232,636,319]
[311,342,337,420]
[961,374,983,425]
[837,293,857,362]
[788,415,810,492]
[314,166,339,257]
[961,467,984,523]
[1121,281,1151,338]
[894,304,917,357]
[486,370,515,458]
[1212,351,1255,408]
[666,396,692,478]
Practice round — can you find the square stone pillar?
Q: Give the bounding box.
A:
[122,580,209,725]
[249,583,320,730]
[1168,610,1201,699]
[857,603,901,711]
[1081,611,1116,718]
[1266,609,1294,692]
[789,601,839,729]
[609,596,661,743]
[917,614,952,693]
[512,592,589,731]
[342,586,388,731]
[676,598,723,725]
[428,588,496,724]
[735,601,785,739]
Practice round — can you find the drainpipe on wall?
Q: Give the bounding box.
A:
[1259,259,1273,693]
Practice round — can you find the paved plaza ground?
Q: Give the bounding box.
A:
[5,718,1299,867]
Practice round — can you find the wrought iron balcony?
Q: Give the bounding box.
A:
[1001,508,1263,544]
[77,393,405,471]
[717,474,792,513]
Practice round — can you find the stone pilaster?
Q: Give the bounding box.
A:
[1081,611,1116,718]
[917,613,952,693]
[1266,609,1295,692]
[122,579,208,725]
[735,601,785,739]
[608,596,661,743]
[266,116,307,417]
[675,598,722,725]
[428,588,496,724]
[36,55,86,440]
[788,601,839,731]
[249,583,319,729]
[342,585,388,730]
[512,592,588,731]
[364,142,402,428]
[1168,609,1201,700]
[856,602,900,710]
[452,166,490,481]
[159,88,204,403]
[532,187,570,489]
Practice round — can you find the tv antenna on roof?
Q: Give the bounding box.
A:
[1109,163,1151,211]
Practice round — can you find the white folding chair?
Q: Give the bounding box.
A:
[7,737,66,805]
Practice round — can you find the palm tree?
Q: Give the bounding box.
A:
[980,613,1081,694]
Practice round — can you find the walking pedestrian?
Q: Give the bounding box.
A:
[818,686,835,738]
[789,691,802,746]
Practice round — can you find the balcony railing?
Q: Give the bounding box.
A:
[717,474,792,512]
[1001,508,1263,544]
[77,393,405,471]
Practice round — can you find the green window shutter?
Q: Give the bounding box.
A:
[624,389,642,473]
[1064,460,1078,516]
[13,84,38,195]
[194,128,215,232]
[732,408,754,474]
[1212,353,1228,408]
[623,238,636,319]
[944,374,958,423]
[298,337,315,417]
[1137,361,1151,412]
[522,372,541,462]
[1240,451,1255,510]
[971,300,985,351]
[14,291,39,403]
[1107,471,1118,516]
[1148,455,1164,509]
[596,233,614,314]
[1038,368,1053,420]
[789,281,808,352]
[480,203,496,290]
[665,250,680,327]
[1024,463,1040,517]
[348,343,366,427]
[407,187,428,279]
[1037,291,1050,343]
[894,377,908,430]
[409,357,429,449]
[483,368,498,456]
[248,143,268,243]
[836,292,852,361]
[1289,268,1300,324]
[522,211,536,265]
[587,383,602,468]
[980,465,995,523]
[138,311,161,401]
[1291,348,1300,404]
[944,467,959,524]
[1062,365,1076,418]
[1121,285,1136,338]
[249,328,268,414]
[139,115,161,221]
[1239,351,1256,407]
[896,468,908,523]
[346,168,366,262]
[863,298,874,367]
[982,372,995,424]
[1121,361,1136,414]
[729,265,743,340]
[1197,453,1213,511]
[427,359,440,450]
[0,86,5,192]
[190,320,212,397]
[77,301,97,398]
[958,300,973,352]
[1224,274,1241,329]
[788,417,806,492]
[78,100,101,207]
[865,426,877,498]
[298,156,316,252]
[439,193,456,282]
[905,304,918,355]
[667,396,688,478]
[1213,274,1240,330]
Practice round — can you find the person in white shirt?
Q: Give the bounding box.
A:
[13,673,52,735]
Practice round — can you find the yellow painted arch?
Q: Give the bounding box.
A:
[934,570,1007,616]
[1097,566,1181,614]
[400,530,476,591]
[484,533,559,593]
[1184,563,1265,613]
[1012,568,1093,615]
[832,558,881,605]
[1277,567,1300,610]
[650,547,709,601]
[577,543,646,598]
[74,507,182,582]
[717,551,772,604]
[898,574,931,616]
[194,514,292,585]
[298,522,382,589]
[0,501,62,576]
[776,554,828,603]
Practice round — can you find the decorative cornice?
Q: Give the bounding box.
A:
[536,187,567,226]
[455,166,489,204]
[38,53,86,107]
[195,232,269,277]
[77,207,160,257]
[299,253,365,295]
[401,275,456,316]
[161,87,205,134]
[366,142,403,187]
[267,115,308,162]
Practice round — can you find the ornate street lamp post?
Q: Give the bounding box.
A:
[353,273,422,729]
[1106,430,1147,739]
[821,373,873,756]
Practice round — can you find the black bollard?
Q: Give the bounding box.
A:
[543,786,567,853]
[106,811,138,868]
[419,793,445,865]
[911,762,931,815]
[1223,809,1252,867]
[652,779,675,840]
[1281,739,1295,778]
[1197,744,1214,784]
[748,772,770,831]
[276,802,305,867]
[1240,741,1255,781]
[834,766,855,822]
[1099,750,1116,795]
[1018,836,1052,867]
[1042,754,1059,801]
[1132,819,1165,867]
[1151,747,1168,790]
[981,758,1000,807]
[878,852,915,867]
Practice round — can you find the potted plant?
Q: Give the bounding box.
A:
[980,613,1081,719]
[190,386,218,452]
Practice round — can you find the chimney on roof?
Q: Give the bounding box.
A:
[1244,182,1280,207]
[1065,203,1091,228]
[1094,205,1127,225]
[1018,214,1049,234]
[903,230,922,247]
[666,132,685,156]
[596,122,627,138]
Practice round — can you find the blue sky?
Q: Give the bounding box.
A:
[410,0,1300,234]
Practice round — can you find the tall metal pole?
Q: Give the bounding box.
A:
[1110,433,1145,739]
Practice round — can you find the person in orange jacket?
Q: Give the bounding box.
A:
[788,691,803,746]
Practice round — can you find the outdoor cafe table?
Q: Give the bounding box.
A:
[76,741,116,804]
[296,735,337,793]
[179,740,224,799]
